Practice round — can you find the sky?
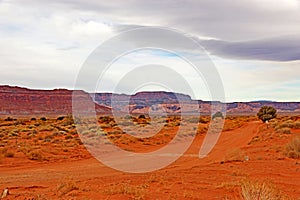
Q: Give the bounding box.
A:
[0,0,300,102]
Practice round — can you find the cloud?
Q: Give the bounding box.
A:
[11,0,300,40]
[200,36,300,61]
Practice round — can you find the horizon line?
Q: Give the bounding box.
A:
[1,84,299,103]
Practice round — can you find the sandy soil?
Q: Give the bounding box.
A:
[0,118,300,199]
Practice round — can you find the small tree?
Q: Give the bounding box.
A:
[257,106,277,123]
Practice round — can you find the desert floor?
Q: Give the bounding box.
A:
[0,115,300,199]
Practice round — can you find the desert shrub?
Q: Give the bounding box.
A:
[61,115,74,126]
[14,119,26,125]
[257,106,277,123]
[102,182,146,199]
[57,116,65,121]
[4,117,14,121]
[248,136,260,145]
[99,116,114,123]
[197,124,208,134]
[27,150,42,161]
[40,117,47,121]
[138,114,146,119]
[69,129,77,135]
[285,137,300,159]
[57,181,79,197]
[4,151,14,158]
[240,179,287,200]
[284,120,294,128]
[118,121,134,126]
[212,111,224,119]
[0,147,8,154]
[44,134,54,142]
[124,115,131,120]
[185,117,200,123]
[199,117,210,124]
[8,130,19,137]
[28,129,38,135]
[65,135,73,140]
[30,117,36,121]
[20,128,30,133]
[269,119,279,128]
[293,121,300,129]
[275,120,294,129]
[276,127,291,134]
[39,125,55,132]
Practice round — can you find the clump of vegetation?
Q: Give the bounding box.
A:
[212,111,224,119]
[27,150,43,161]
[185,116,200,123]
[4,151,14,158]
[131,114,151,126]
[138,114,146,119]
[199,116,210,124]
[257,106,277,123]
[57,181,79,197]
[56,116,65,121]
[99,116,115,123]
[40,117,47,121]
[102,182,147,199]
[240,179,287,200]
[285,137,300,159]
[292,121,300,129]
[276,127,291,134]
[4,117,14,121]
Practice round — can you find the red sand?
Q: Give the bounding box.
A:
[1,121,300,199]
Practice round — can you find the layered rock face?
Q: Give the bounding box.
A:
[0,85,111,116]
[94,92,300,114]
[1,85,299,116]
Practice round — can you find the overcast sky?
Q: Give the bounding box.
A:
[0,0,300,102]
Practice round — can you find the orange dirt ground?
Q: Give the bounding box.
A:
[0,116,300,199]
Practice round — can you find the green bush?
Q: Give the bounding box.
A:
[257,106,277,123]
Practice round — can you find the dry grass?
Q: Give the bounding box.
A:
[240,179,289,200]
[0,147,14,158]
[248,135,260,145]
[272,118,300,130]
[284,136,300,159]
[4,151,14,158]
[276,127,291,134]
[27,150,43,161]
[292,121,300,129]
[0,116,85,163]
[102,182,147,200]
[56,181,79,197]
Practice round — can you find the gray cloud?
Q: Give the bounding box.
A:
[200,36,300,61]
[13,0,300,41]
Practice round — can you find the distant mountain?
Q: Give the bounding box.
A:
[0,85,111,116]
[0,85,299,116]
